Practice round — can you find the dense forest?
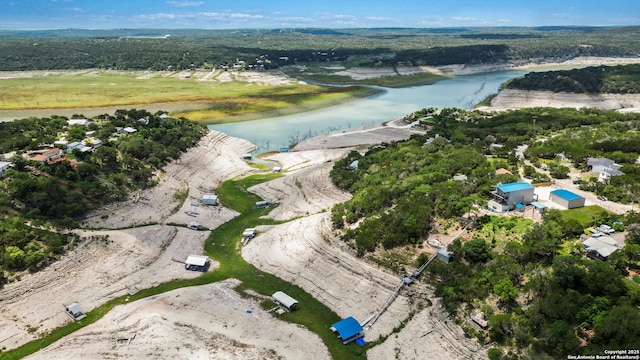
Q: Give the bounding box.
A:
[507,64,640,94]
[330,107,640,358]
[0,110,206,283]
[0,26,639,71]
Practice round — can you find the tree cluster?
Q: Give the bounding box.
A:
[0,109,206,284]
[427,210,640,359]
[507,64,640,94]
[330,141,498,255]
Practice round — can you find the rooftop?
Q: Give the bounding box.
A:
[496,182,534,193]
[587,157,616,167]
[185,255,209,267]
[331,316,363,342]
[551,189,584,201]
[530,201,548,209]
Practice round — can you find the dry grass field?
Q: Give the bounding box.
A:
[0,69,369,123]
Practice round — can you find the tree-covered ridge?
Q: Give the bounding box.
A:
[330,107,640,254]
[0,26,639,71]
[0,110,206,284]
[329,107,640,358]
[429,210,640,359]
[330,140,517,255]
[1,109,206,220]
[507,64,640,94]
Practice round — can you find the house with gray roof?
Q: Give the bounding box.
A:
[586,157,624,183]
[583,235,620,260]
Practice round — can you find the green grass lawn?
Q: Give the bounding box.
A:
[0,174,367,360]
[561,205,609,227]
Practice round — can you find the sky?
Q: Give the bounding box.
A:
[1,0,639,30]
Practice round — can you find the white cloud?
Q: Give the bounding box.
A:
[451,16,478,22]
[366,16,393,22]
[316,12,357,22]
[135,11,263,22]
[166,1,204,7]
[67,7,83,12]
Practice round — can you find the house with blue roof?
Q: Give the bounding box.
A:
[550,189,585,209]
[330,316,365,345]
[490,182,534,212]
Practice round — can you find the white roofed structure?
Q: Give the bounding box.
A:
[184,255,210,271]
[272,291,299,312]
[243,228,257,239]
[201,193,218,205]
[65,302,87,320]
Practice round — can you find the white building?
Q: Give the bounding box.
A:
[272,291,299,312]
[201,193,218,205]
[184,255,210,271]
[67,119,91,126]
[587,158,624,183]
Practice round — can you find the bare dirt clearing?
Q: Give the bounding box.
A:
[26,279,329,360]
[0,225,211,350]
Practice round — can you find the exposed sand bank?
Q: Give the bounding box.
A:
[2,121,486,359]
[482,89,640,111]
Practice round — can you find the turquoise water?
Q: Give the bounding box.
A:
[208,70,526,153]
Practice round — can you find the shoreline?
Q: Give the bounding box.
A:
[2,56,639,123]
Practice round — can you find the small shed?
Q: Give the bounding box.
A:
[64,303,87,320]
[348,160,359,170]
[471,311,488,329]
[255,200,271,208]
[242,228,257,239]
[331,317,364,345]
[272,291,299,312]
[184,255,211,271]
[201,193,218,206]
[436,247,453,263]
[550,189,585,209]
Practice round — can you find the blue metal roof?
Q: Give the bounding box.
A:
[551,189,584,201]
[496,182,533,193]
[530,201,548,209]
[331,317,363,341]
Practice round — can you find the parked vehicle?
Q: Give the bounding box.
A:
[597,224,615,234]
[588,228,604,237]
[597,196,607,201]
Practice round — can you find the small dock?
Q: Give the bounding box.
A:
[366,220,475,331]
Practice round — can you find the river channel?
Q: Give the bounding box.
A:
[208,70,527,153]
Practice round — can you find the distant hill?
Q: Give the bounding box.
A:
[1,26,639,71]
